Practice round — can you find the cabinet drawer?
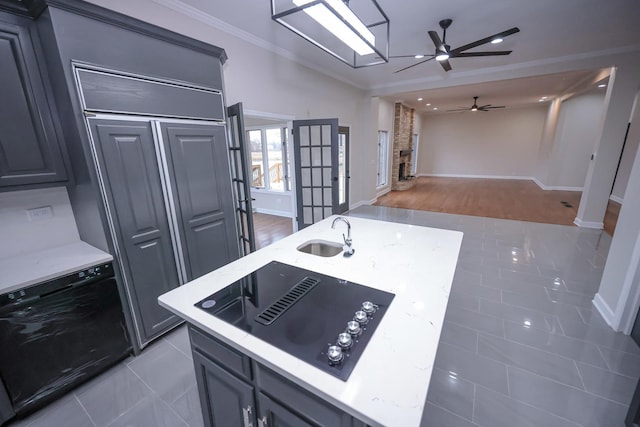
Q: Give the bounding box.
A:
[189,326,252,380]
[255,364,355,427]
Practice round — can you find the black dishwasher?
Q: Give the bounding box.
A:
[0,262,131,421]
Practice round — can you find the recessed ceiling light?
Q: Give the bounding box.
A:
[418,97,423,101]
[491,38,503,44]
[414,54,424,59]
[598,84,607,88]
[426,103,431,106]
[433,107,438,110]
[541,96,548,99]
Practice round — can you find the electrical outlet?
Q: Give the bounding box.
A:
[26,206,54,221]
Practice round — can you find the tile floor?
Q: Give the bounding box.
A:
[6,206,639,427]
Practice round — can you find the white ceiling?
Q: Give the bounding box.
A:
[157,0,640,112]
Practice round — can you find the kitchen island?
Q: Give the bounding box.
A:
[158,216,462,427]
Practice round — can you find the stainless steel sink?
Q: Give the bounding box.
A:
[296,240,343,257]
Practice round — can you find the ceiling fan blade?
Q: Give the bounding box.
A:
[449,27,520,55]
[393,56,435,73]
[479,104,492,109]
[452,51,512,57]
[479,106,506,111]
[439,59,452,72]
[447,108,471,112]
[428,30,445,51]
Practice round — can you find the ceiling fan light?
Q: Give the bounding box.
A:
[471,107,478,111]
[435,52,449,61]
[491,38,503,44]
[414,54,424,59]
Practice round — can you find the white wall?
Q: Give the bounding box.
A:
[611,91,640,202]
[373,98,395,196]
[543,92,606,190]
[417,106,547,178]
[0,187,79,258]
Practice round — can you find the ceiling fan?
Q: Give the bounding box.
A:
[448,96,506,112]
[392,19,520,73]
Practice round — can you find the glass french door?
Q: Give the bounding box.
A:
[337,126,350,214]
[227,103,255,255]
[292,119,339,229]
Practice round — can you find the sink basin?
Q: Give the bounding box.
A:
[296,240,343,257]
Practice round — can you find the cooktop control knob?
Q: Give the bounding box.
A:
[337,332,353,349]
[362,301,376,314]
[327,345,343,363]
[346,320,361,336]
[354,310,369,325]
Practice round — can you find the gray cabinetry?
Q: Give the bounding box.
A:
[89,119,239,346]
[89,120,181,339]
[0,14,67,188]
[189,326,365,427]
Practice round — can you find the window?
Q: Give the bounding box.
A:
[248,126,289,192]
[376,130,388,188]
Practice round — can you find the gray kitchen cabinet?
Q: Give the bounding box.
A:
[0,14,67,188]
[189,326,365,427]
[88,120,182,340]
[89,119,239,345]
[159,123,239,279]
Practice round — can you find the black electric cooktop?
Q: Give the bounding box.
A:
[195,261,394,381]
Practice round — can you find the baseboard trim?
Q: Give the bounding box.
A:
[350,197,378,210]
[609,194,624,204]
[573,217,604,229]
[254,207,293,218]
[376,187,391,198]
[533,177,583,191]
[420,173,533,181]
[592,293,615,329]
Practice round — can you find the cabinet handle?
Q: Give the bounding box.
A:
[257,415,268,427]
[242,405,254,427]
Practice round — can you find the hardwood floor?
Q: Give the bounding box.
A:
[374,176,620,236]
[252,212,293,249]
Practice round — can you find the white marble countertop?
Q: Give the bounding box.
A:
[158,215,462,427]
[0,241,113,294]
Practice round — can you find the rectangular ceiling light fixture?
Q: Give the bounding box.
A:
[271,0,389,68]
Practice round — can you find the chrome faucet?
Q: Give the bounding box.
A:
[331,216,354,257]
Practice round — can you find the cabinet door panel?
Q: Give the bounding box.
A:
[161,123,239,280]
[89,119,180,342]
[193,351,255,427]
[257,392,314,427]
[0,22,67,187]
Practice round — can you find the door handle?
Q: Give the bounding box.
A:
[332,177,338,181]
[242,405,254,427]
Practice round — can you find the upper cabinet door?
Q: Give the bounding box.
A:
[0,20,67,188]
[160,123,240,280]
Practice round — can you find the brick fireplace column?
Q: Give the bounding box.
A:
[391,102,416,191]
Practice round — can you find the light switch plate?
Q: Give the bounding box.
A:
[26,206,54,221]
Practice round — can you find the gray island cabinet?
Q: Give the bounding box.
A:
[159,216,463,427]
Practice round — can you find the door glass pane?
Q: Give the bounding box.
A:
[322,146,332,167]
[313,207,323,221]
[322,125,331,146]
[323,188,332,206]
[324,207,332,217]
[266,128,284,191]
[323,167,332,186]
[299,126,310,146]
[313,188,322,205]
[311,168,321,186]
[310,126,321,146]
[311,147,322,166]
[302,188,312,205]
[301,168,311,186]
[248,129,264,188]
[338,134,346,204]
[300,147,310,167]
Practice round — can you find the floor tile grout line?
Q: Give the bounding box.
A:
[477,379,583,427]
[426,400,481,426]
[72,393,98,427]
[507,365,631,407]
[573,359,587,391]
